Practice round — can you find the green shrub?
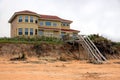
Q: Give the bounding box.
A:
[0,36,63,44]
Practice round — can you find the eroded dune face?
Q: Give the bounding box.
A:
[0,60,120,80]
[0,43,120,61]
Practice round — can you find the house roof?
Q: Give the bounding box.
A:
[40,14,72,23]
[40,14,61,20]
[16,10,37,14]
[38,27,80,32]
[8,10,72,23]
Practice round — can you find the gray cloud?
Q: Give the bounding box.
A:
[0,0,120,41]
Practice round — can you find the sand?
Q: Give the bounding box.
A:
[0,59,120,80]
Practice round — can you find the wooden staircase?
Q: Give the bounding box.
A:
[76,35,107,63]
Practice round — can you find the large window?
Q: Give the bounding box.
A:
[18,28,23,35]
[53,23,57,27]
[30,28,33,35]
[25,28,28,35]
[25,16,28,22]
[40,22,44,26]
[30,16,33,23]
[18,16,22,22]
[45,21,51,26]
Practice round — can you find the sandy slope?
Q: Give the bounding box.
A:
[0,59,120,80]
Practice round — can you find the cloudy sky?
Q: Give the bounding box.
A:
[0,0,120,41]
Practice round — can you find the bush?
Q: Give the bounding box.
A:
[88,34,119,56]
[0,36,63,44]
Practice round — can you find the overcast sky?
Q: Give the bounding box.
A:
[0,0,120,42]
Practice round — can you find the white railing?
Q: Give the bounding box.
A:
[76,35,107,63]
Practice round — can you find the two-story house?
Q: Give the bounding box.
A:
[8,10,80,38]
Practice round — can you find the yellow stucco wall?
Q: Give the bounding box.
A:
[16,15,38,37]
[11,16,18,37]
[61,26,70,29]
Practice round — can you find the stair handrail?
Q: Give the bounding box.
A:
[77,35,101,62]
[85,36,107,61]
[84,36,103,61]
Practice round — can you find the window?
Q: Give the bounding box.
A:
[61,23,65,26]
[18,16,22,22]
[30,16,33,22]
[61,23,69,26]
[53,23,57,27]
[45,21,51,26]
[25,16,28,22]
[25,28,28,35]
[38,30,43,36]
[67,24,69,26]
[40,22,44,26]
[30,28,33,35]
[35,18,38,24]
[18,28,22,35]
[63,23,66,26]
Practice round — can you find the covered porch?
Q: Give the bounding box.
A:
[37,27,79,38]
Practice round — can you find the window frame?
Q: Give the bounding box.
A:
[25,16,28,22]
[45,21,51,26]
[61,22,69,26]
[18,16,22,22]
[25,28,28,35]
[40,22,44,26]
[30,16,33,23]
[30,28,33,35]
[53,23,57,27]
[18,28,23,35]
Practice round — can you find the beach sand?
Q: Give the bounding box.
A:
[0,59,120,80]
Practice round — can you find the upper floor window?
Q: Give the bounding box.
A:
[61,23,69,26]
[45,21,51,26]
[67,24,69,26]
[25,16,28,22]
[30,28,33,35]
[30,16,33,23]
[40,22,44,26]
[63,23,66,26]
[18,16,22,22]
[53,23,57,27]
[18,28,22,35]
[35,18,38,24]
[25,28,28,35]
